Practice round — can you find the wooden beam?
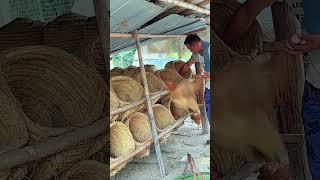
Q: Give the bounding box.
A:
[0,119,106,171]
[158,0,210,15]
[134,30,166,177]
[181,0,210,16]
[93,0,108,80]
[153,0,194,21]
[263,40,286,52]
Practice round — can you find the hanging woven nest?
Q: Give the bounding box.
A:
[110,88,120,122]
[0,18,44,53]
[110,121,135,158]
[165,60,192,79]
[60,160,107,180]
[212,0,263,56]
[43,13,87,57]
[111,76,145,121]
[0,45,106,142]
[125,112,152,158]
[0,71,29,154]
[133,72,164,104]
[145,104,174,144]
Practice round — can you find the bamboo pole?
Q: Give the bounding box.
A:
[158,0,210,15]
[0,119,106,171]
[133,30,166,177]
[111,90,169,115]
[111,33,187,39]
[93,0,108,80]
[110,114,190,171]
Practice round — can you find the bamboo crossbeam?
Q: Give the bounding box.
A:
[110,90,169,116]
[0,119,106,171]
[158,0,210,15]
[111,33,187,39]
[110,114,190,171]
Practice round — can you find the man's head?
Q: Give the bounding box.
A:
[184,34,203,53]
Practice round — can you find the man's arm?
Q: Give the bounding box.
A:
[180,58,196,76]
[222,0,278,44]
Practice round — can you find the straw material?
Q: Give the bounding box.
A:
[0,45,106,142]
[110,122,135,158]
[0,71,28,154]
[125,112,152,158]
[133,72,164,104]
[43,13,87,57]
[161,98,187,130]
[155,69,184,85]
[144,64,157,73]
[0,164,29,180]
[212,144,246,176]
[212,0,263,56]
[0,18,44,52]
[111,76,144,121]
[150,104,174,130]
[110,88,120,122]
[31,134,107,180]
[110,67,124,77]
[123,66,140,78]
[165,60,192,79]
[60,160,107,180]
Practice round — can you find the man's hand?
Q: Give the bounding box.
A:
[179,60,194,76]
[201,72,210,80]
[285,33,320,55]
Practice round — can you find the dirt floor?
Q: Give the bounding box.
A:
[112,117,210,180]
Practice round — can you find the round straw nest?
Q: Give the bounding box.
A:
[165,60,192,79]
[161,98,187,130]
[111,76,145,121]
[43,13,87,57]
[0,45,106,142]
[0,71,29,154]
[110,67,124,77]
[133,72,164,104]
[110,121,135,158]
[60,160,107,180]
[0,18,44,52]
[125,112,152,158]
[110,88,120,122]
[147,104,174,130]
[122,66,140,77]
[155,68,184,85]
[31,133,108,180]
[212,0,263,56]
[144,64,157,72]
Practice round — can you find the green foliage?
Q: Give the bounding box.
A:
[112,48,136,68]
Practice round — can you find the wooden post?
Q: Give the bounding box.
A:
[271,2,308,180]
[133,30,166,177]
[195,62,209,134]
[93,0,108,80]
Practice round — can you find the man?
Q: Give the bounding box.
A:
[222,0,320,179]
[179,34,211,124]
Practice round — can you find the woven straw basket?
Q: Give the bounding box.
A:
[43,13,87,58]
[133,72,164,104]
[0,70,28,154]
[144,64,157,73]
[212,0,263,57]
[110,67,124,77]
[111,76,145,121]
[110,121,135,158]
[125,112,152,158]
[31,134,108,180]
[0,18,44,53]
[110,87,120,122]
[0,45,106,142]
[60,160,107,180]
[165,60,192,79]
[161,98,187,130]
[146,104,174,145]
